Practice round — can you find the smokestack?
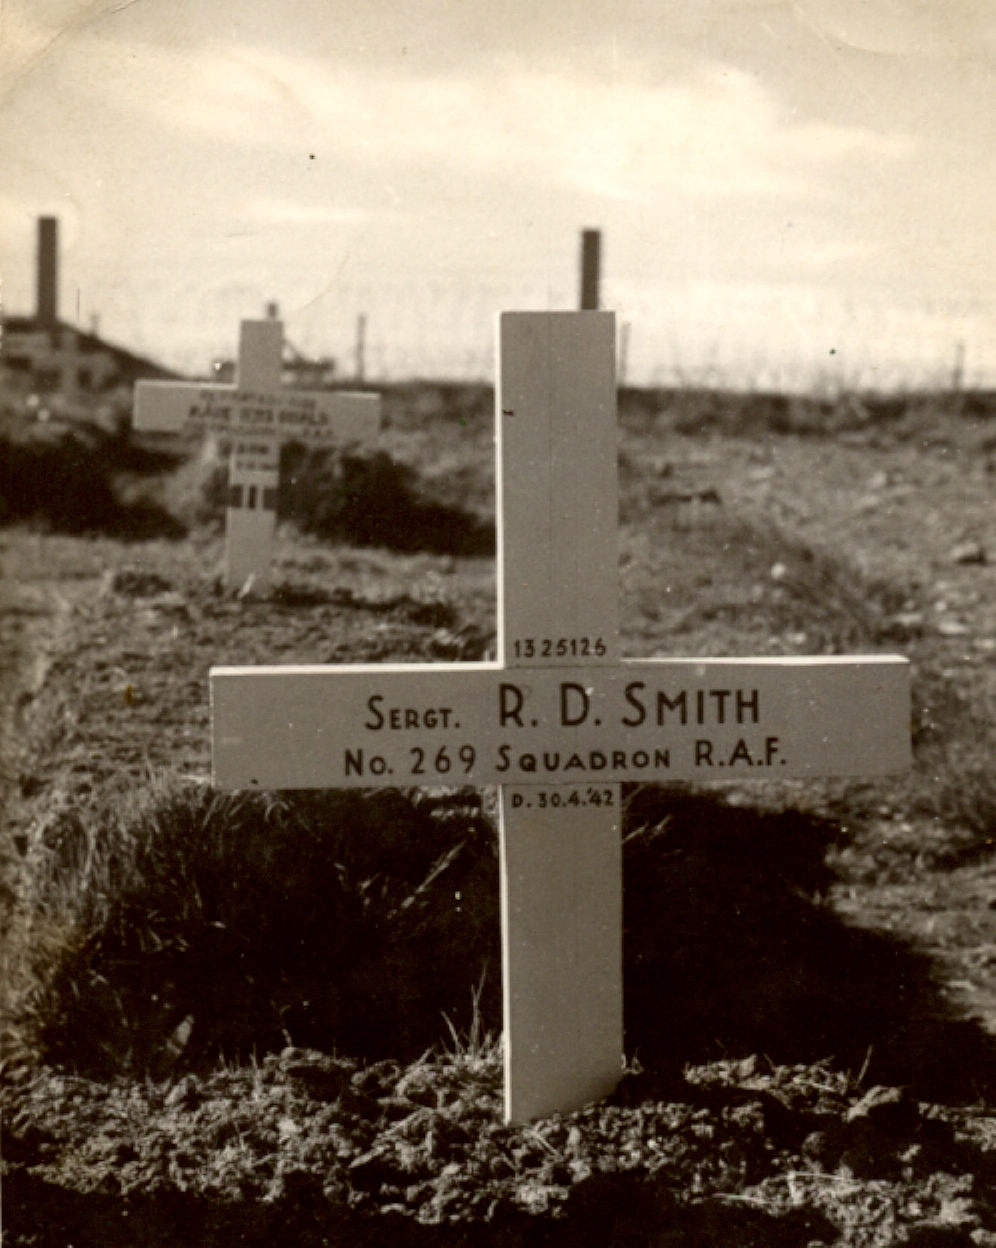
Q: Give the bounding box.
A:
[37,217,58,327]
[579,229,601,311]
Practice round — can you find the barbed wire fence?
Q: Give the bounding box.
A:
[159,275,995,395]
[282,279,993,394]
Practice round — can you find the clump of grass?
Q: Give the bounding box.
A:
[441,971,501,1073]
[283,445,495,556]
[3,777,499,1080]
[0,428,184,538]
[171,438,496,556]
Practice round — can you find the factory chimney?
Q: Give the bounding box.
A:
[37,216,59,327]
[579,229,601,311]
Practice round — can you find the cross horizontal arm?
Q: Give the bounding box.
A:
[134,381,380,445]
[211,654,910,789]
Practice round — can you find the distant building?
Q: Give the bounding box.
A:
[0,217,180,420]
[211,303,338,390]
[283,351,338,390]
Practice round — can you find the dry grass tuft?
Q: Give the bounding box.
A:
[2,778,500,1080]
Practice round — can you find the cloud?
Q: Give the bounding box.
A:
[91,38,912,212]
[1,8,916,235]
[501,62,912,203]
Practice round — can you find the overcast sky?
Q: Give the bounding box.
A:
[2,0,995,387]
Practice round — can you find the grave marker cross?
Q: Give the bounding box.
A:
[134,319,380,589]
[211,312,910,1123]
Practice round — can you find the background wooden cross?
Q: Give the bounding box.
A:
[212,311,910,1123]
[133,318,380,590]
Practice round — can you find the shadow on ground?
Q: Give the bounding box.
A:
[623,788,996,1101]
[21,785,996,1105]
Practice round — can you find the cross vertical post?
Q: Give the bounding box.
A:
[496,312,623,1121]
[227,320,282,589]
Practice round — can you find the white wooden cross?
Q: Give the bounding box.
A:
[133,319,381,589]
[211,312,910,1123]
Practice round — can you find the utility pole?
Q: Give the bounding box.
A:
[356,313,367,384]
[952,340,965,392]
[618,321,630,388]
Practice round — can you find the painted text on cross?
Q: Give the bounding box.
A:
[212,655,910,789]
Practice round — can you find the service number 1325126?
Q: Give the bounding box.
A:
[512,637,606,659]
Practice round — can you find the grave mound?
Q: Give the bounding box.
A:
[10,781,995,1105]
